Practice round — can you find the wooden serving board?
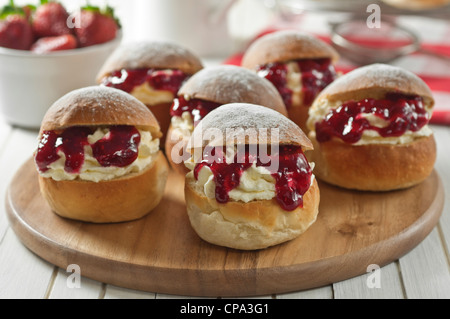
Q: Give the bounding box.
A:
[6,157,445,297]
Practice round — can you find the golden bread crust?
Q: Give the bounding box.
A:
[38,151,169,223]
[165,124,190,175]
[287,102,311,135]
[312,64,434,107]
[143,101,173,147]
[188,103,312,154]
[306,134,437,191]
[96,41,204,82]
[241,30,339,70]
[167,65,291,173]
[184,173,320,250]
[178,65,287,116]
[40,86,161,138]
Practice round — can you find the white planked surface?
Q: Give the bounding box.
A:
[0,129,39,241]
[399,228,450,299]
[333,262,405,299]
[433,126,450,260]
[0,228,54,299]
[47,268,104,299]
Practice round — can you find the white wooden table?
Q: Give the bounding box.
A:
[0,107,449,300]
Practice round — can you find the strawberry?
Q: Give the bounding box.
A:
[22,4,35,21]
[32,0,72,38]
[0,1,34,50]
[74,5,119,48]
[31,34,77,53]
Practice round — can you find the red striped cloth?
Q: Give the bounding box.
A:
[222,26,450,125]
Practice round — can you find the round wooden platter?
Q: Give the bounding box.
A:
[6,157,445,297]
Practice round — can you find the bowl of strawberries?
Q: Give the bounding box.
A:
[0,0,122,128]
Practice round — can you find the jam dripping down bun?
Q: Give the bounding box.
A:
[306,64,436,191]
[36,86,169,223]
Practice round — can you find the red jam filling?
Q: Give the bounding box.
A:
[35,126,141,174]
[257,58,337,108]
[91,126,141,167]
[193,145,312,211]
[170,95,222,126]
[100,68,189,95]
[315,93,429,144]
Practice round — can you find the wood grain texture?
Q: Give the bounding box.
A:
[5,157,445,297]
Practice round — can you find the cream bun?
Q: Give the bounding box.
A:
[34,86,169,223]
[166,64,288,175]
[306,63,436,191]
[184,103,319,250]
[96,41,204,145]
[241,30,340,133]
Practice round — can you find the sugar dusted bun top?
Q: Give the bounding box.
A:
[178,65,288,116]
[40,86,162,138]
[314,63,435,105]
[188,103,312,152]
[96,41,204,81]
[241,30,339,69]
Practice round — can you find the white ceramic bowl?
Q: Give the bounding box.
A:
[0,34,122,129]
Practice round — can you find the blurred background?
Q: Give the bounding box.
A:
[3,0,449,64]
[2,0,449,126]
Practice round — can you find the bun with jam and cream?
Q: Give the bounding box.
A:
[166,64,287,175]
[184,103,320,250]
[34,86,169,223]
[241,30,340,133]
[96,41,204,145]
[306,63,436,191]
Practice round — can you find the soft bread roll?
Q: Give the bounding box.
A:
[305,63,434,106]
[185,173,320,250]
[308,134,436,191]
[241,30,339,68]
[96,41,204,81]
[184,103,319,250]
[188,102,312,153]
[40,86,162,136]
[241,30,339,133]
[36,86,169,223]
[166,65,288,175]
[177,65,288,114]
[306,64,437,191]
[96,41,204,145]
[39,151,168,223]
